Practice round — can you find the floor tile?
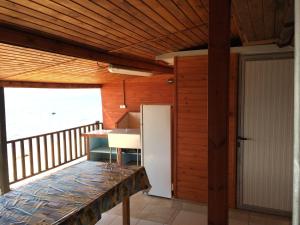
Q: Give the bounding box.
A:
[137,219,165,225]
[249,212,291,225]
[110,215,139,225]
[96,213,117,225]
[171,210,207,225]
[229,208,249,225]
[181,201,207,214]
[137,204,179,224]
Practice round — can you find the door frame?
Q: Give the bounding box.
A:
[237,52,293,216]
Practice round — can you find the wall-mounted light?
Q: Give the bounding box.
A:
[167,78,175,84]
[108,64,153,76]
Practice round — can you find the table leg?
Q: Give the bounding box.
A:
[123,196,130,225]
[137,149,139,166]
[117,148,122,166]
[109,147,112,163]
[86,137,90,160]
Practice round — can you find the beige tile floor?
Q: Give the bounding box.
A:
[96,192,291,225]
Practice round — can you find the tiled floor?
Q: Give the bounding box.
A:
[96,192,291,225]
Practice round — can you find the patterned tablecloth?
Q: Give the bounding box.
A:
[0,161,150,225]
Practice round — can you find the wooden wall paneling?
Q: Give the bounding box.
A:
[175,54,238,208]
[101,75,174,129]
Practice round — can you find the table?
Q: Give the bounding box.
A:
[0,161,150,225]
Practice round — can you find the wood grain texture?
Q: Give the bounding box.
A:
[175,54,238,208]
[101,74,174,129]
[208,0,231,223]
[232,0,293,45]
[0,43,168,85]
[0,0,240,59]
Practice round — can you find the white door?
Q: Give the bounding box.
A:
[238,54,293,214]
[141,105,172,198]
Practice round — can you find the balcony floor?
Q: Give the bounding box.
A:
[96,192,291,225]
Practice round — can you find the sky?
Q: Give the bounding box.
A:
[4,88,102,141]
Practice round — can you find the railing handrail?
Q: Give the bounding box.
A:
[7,121,102,143]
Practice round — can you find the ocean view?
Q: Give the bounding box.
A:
[4,88,103,141]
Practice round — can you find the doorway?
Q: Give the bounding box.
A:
[238,53,293,215]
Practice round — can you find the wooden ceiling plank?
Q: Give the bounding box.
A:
[143,0,186,31]
[126,0,178,33]
[7,0,131,47]
[136,43,165,56]
[0,4,121,49]
[54,0,152,40]
[187,0,209,23]
[0,55,69,64]
[247,0,266,40]
[109,0,171,36]
[169,32,196,48]
[142,41,171,53]
[167,33,193,49]
[180,29,203,44]
[0,81,101,88]
[232,0,257,42]
[190,27,208,43]
[0,43,75,60]
[158,0,196,28]
[90,0,165,37]
[113,48,154,60]
[0,24,173,73]
[32,0,143,44]
[263,0,276,39]
[0,13,114,50]
[172,0,204,25]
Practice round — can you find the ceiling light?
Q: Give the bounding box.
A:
[108,64,153,76]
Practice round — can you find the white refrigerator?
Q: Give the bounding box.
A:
[140,104,172,198]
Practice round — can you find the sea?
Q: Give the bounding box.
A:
[4,88,103,141]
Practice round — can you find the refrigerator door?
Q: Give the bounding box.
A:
[141,104,172,198]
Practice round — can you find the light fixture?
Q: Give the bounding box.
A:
[108,64,153,77]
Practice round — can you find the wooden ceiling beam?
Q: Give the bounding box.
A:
[0,81,101,89]
[0,23,173,74]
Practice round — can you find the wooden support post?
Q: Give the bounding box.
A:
[122,196,130,225]
[0,87,10,194]
[208,0,231,224]
[293,0,300,224]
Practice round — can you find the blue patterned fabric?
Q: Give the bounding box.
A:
[0,161,150,225]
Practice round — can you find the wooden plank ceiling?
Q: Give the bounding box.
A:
[0,0,294,85]
[233,0,294,45]
[0,43,137,84]
[0,0,238,60]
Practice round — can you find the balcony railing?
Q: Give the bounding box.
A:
[6,121,102,184]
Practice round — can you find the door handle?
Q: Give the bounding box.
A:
[237,136,250,141]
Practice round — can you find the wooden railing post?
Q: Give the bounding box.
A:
[0,87,10,194]
[6,122,103,184]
